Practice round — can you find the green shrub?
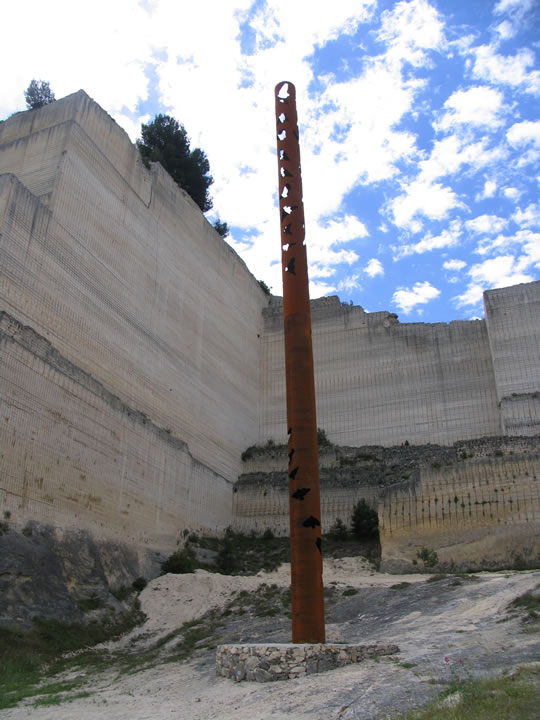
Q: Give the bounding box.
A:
[327,518,349,540]
[351,499,379,541]
[317,428,332,447]
[132,577,148,592]
[258,279,271,296]
[241,438,283,462]
[110,585,131,602]
[417,546,439,568]
[161,547,196,574]
[75,595,104,612]
[216,537,236,574]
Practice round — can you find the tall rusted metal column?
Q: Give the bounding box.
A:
[274,81,325,643]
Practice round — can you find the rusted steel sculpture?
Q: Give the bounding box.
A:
[274,81,325,643]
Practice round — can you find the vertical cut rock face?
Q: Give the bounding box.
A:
[0,92,268,554]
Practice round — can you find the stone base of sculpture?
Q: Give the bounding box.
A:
[216,642,399,682]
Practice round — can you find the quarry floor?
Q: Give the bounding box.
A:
[2,559,539,720]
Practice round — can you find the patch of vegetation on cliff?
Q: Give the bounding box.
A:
[0,605,145,710]
[160,546,197,574]
[241,428,333,461]
[241,438,286,462]
[176,527,289,575]
[162,522,380,577]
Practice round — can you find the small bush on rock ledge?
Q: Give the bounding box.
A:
[417,546,439,568]
[161,547,196,574]
[327,517,349,540]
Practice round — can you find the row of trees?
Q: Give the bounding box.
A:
[23,80,229,237]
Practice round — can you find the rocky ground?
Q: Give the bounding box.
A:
[1,559,539,720]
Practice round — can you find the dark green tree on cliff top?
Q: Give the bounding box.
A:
[24,79,56,110]
[137,114,214,213]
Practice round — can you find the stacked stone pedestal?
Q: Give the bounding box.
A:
[216,643,399,682]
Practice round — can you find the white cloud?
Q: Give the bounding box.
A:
[296,0,446,222]
[474,228,540,258]
[506,122,540,168]
[245,0,377,56]
[454,283,485,308]
[312,216,368,245]
[517,231,540,269]
[309,279,337,297]
[476,179,497,200]
[465,215,508,235]
[474,233,511,256]
[393,223,461,258]
[443,259,466,271]
[389,180,464,231]
[389,129,505,234]
[495,0,535,13]
[503,187,522,201]
[469,255,533,285]
[377,0,445,68]
[494,20,515,41]
[301,62,420,216]
[513,202,540,228]
[471,45,540,95]
[364,258,384,277]
[435,86,506,130]
[418,135,506,184]
[506,120,540,148]
[1,1,154,119]
[392,280,440,314]
[338,274,361,291]
[455,249,536,307]
[494,0,537,24]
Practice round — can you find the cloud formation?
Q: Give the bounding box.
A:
[392,281,441,315]
[1,0,537,322]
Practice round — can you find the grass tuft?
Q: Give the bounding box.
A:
[402,665,540,719]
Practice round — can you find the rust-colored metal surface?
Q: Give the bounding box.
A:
[274,81,325,644]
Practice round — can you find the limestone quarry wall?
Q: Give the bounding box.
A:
[0,93,267,549]
[0,310,232,549]
[485,282,540,436]
[380,440,540,572]
[261,297,503,447]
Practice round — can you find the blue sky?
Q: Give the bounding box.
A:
[2,0,539,322]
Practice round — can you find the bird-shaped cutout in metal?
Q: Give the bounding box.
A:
[291,487,310,501]
[302,516,321,528]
